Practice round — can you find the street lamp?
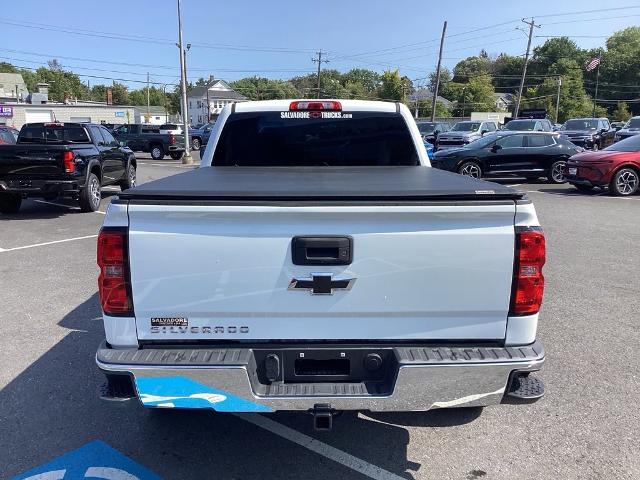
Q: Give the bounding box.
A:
[176,0,193,164]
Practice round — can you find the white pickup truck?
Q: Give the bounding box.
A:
[96,100,545,430]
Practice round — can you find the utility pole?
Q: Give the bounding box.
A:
[312,50,329,99]
[514,18,540,118]
[430,21,447,122]
[146,72,150,121]
[176,0,193,164]
[592,60,601,118]
[555,76,561,124]
[461,86,466,120]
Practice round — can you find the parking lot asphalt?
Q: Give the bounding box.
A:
[1,154,639,480]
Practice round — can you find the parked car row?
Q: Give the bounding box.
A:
[431,131,577,184]
[0,122,136,214]
[429,128,640,197]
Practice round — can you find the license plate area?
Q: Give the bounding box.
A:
[295,358,350,376]
[253,348,398,384]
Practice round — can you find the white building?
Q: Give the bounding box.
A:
[133,105,172,125]
[187,76,246,125]
[0,73,28,103]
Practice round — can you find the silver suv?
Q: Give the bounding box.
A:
[436,121,498,149]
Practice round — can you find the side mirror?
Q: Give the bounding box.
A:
[481,130,488,136]
[491,144,502,153]
[601,128,608,134]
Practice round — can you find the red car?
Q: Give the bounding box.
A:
[565,134,640,196]
[0,125,18,145]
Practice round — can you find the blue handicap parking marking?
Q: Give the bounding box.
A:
[135,376,273,412]
[13,440,162,480]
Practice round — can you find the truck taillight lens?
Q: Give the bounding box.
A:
[63,151,75,173]
[510,227,545,316]
[169,134,176,145]
[97,228,133,316]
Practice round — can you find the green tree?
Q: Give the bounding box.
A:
[523,58,593,122]
[448,75,496,115]
[33,64,89,102]
[428,68,453,100]
[230,77,300,100]
[378,69,406,102]
[129,85,167,107]
[0,62,17,73]
[611,101,631,121]
[452,55,492,82]
[341,69,381,93]
[415,100,451,119]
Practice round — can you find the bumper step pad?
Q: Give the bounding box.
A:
[505,374,545,403]
[99,375,136,402]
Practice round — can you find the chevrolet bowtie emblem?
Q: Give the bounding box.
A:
[288,274,356,295]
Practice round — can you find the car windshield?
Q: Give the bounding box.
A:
[564,119,598,130]
[505,120,536,131]
[604,134,640,152]
[417,123,435,134]
[627,118,640,128]
[451,122,480,132]
[212,111,419,166]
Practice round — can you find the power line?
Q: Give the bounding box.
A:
[0,18,317,54]
[541,14,640,26]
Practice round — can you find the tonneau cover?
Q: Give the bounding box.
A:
[118,166,523,201]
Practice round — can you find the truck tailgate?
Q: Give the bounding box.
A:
[128,202,516,341]
[0,145,65,176]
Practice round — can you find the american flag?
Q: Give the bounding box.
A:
[585,55,602,72]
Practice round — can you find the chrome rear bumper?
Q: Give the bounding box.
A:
[96,341,544,412]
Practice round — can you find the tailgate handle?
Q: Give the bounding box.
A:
[292,236,352,265]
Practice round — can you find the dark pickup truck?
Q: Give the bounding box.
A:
[114,124,186,160]
[0,122,136,214]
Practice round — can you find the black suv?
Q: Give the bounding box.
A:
[560,118,615,150]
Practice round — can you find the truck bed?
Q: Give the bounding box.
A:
[117,166,524,202]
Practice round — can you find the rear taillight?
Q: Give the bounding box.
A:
[63,151,75,173]
[169,133,176,145]
[289,100,342,111]
[97,227,133,316]
[509,227,545,316]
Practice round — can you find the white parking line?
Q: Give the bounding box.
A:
[34,199,79,210]
[33,200,107,213]
[234,413,405,480]
[0,234,97,253]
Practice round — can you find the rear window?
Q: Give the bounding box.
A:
[505,120,537,131]
[212,111,419,166]
[604,134,640,152]
[18,124,90,144]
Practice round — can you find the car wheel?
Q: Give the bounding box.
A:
[150,145,164,160]
[0,194,21,214]
[609,167,639,196]
[120,163,137,191]
[170,151,184,160]
[79,173,101,212]
[458,161,482,179]
[548,160,567,184]
[574,184,594,192]
[192,137,201,150]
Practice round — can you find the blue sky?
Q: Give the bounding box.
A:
[2,0,639,90]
